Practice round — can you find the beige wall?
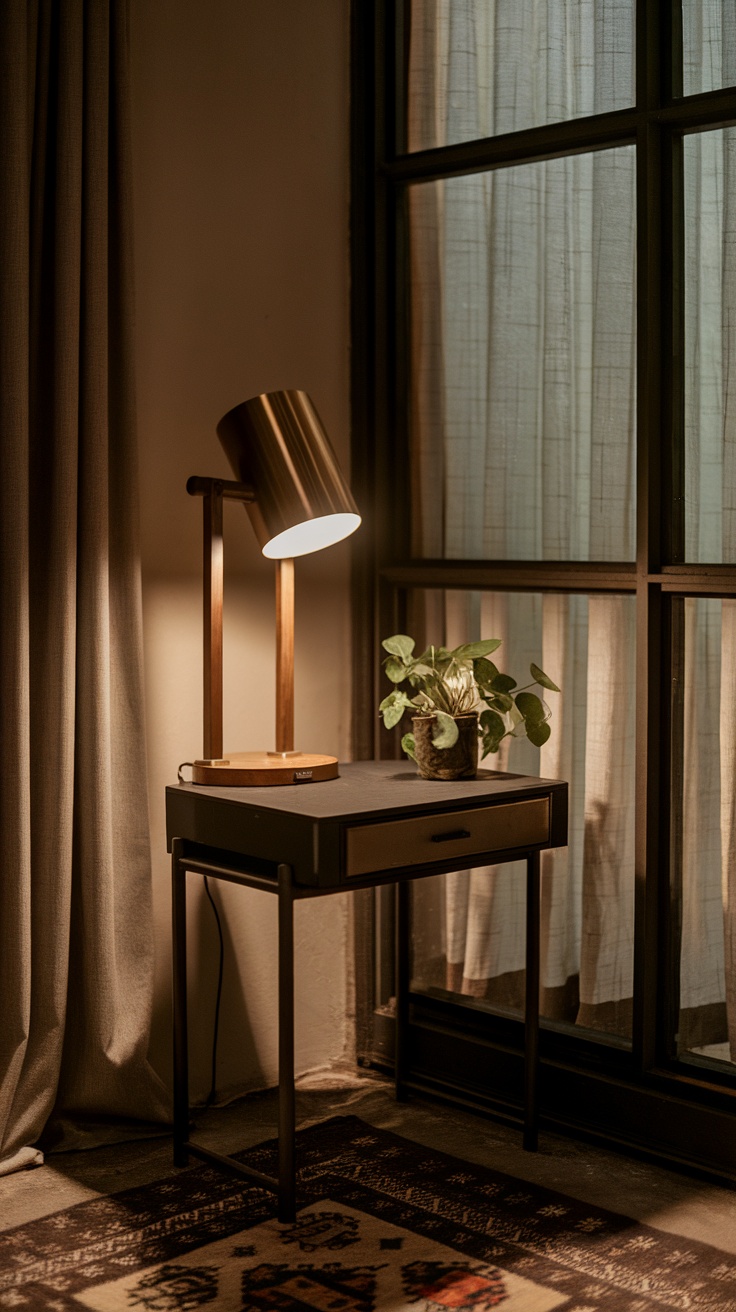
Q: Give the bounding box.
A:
[130,0,353,1101]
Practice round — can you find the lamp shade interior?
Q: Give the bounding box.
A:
[262,512,361,559]
[217,390,360,557]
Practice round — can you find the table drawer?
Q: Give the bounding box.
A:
[345,797,550,878]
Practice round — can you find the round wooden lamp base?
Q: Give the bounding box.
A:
[191,751,338,787]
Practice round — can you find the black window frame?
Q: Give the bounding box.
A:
[350,0,736,1178]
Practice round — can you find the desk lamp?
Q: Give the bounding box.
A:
[187,390,360,786]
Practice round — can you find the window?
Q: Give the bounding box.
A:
[351,0,736,1174]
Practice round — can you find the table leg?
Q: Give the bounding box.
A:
[524,850,541,1151]
[171,839,190,1167]
[395,880,410,1102]
[278,864,296,1222]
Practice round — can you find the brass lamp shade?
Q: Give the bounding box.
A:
[216,389,360,558]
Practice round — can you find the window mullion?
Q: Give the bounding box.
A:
[633,0,672,1072]
[633,33,662,1073]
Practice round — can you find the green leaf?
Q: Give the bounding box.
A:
[379,689,411,711]
[473,657,498,688]
[416,645,451,667]
[450,639,502,660]
[488,692,513,712]
[530,662,561,693]
[382,634,415,660]
[401,732,417,762]
[382,702,406,729]
[526,719,551,748]
[491,672,517,693]
[479,708,506,756]
[515,691,546,724]
[480,708,501,739]
[384,656,408,683]
[379,689,414,729]
[431,711,459,749]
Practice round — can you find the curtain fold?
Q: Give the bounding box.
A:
[0,0,167,1174]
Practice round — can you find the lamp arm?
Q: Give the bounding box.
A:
[187,475,255,502]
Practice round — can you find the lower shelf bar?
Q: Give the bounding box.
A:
[184,1140,278,1192]
[181,857,278,893]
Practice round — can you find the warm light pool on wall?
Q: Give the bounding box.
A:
[187,390,361,786]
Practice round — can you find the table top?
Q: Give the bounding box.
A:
[167,762,568,889]
[169,760,565,822]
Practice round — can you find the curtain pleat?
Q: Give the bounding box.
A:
[0,0,36,1170]
[0,0,167,1173]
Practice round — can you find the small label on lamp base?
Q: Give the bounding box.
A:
[189,751,338,786]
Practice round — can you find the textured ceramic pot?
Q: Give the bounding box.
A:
[412,712,478,781]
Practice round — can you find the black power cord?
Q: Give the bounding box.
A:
[202,875,224,1107]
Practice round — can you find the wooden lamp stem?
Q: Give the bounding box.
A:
[276,558,295,753]
[203,485,224,760]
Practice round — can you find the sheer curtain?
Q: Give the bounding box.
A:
[680,8,736,1060]
[681,106,736,1060]
[408,0,736,1055]
[0,0,167,1176]
[407,0,637,1036]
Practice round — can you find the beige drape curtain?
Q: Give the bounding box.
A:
[0,0,167,1176]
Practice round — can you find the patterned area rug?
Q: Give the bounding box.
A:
[2,1116,735,1311]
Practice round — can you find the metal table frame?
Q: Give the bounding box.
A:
[171,836,542,1223]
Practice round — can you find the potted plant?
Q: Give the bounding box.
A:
[378,634,560,781]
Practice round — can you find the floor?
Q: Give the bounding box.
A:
[2,1067,735,1253]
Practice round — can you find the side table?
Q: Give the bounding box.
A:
[167,760,568,1220]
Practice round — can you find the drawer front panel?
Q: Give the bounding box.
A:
[345,797,550,878]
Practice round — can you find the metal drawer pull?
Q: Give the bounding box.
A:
[431,828,472,843]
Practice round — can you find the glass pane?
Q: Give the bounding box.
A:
[682,2,736,97]
[677,598,736,1070]
[403,588,636,1042]
[408,149,637,561]
[406,0,635,151]
[684,129,736,563]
